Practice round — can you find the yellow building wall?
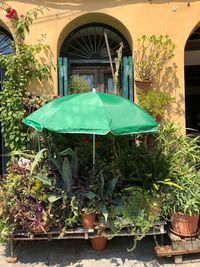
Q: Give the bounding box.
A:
[1,0,200,130]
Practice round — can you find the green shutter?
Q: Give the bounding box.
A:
[122,57,129,99]
[128,56,133,102]
[58,57,69,96]
[122,56,134,101]
[63,57,68,96]
[58,57,63,96]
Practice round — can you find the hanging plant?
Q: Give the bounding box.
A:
[0,5,52,150]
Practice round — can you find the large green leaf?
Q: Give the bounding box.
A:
[157,180,183,189]
[71,148,79,177]
[100,172,105,199]
[49,157,63,177]
[33,175,52,186]
[105,176,119,199]
[100,205,108,223]
[62,157,72,192]
[48,194,62,203]
[30,148,47,175]
[59,148,75,157]
[7,150,35,159]
[85,191,96,200]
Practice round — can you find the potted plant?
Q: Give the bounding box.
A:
[162,165,200,237]
[138,89,173,123]
[134,35,175,91]
[158,121,200,237]
[81,197,98,229]
[90,222,108,251]
[78,160,119,229]
[111,186,160,251]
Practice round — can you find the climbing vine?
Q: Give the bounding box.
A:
[0,6,52,150]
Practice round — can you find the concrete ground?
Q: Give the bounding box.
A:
[0,236,200,267]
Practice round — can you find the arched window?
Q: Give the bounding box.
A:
[0,27,13,176]
[58,23,133,100]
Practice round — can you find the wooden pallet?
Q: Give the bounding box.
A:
[7,220,166,241]
[6,221,166,261]
[155,232,200,263]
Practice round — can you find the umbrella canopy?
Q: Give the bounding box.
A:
[23,91,158,134]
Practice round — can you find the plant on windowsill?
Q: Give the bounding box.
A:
[134,35,175,91]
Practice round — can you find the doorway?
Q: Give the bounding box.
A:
[71,65,114,93]
[59,23,132,98]
[185,26,200,134]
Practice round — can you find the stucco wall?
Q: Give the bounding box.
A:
[1,0,200,130]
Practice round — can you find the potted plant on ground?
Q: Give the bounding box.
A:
[162,165,200,237]
[90,222,108,251]
[134,35,175,91]
[158,121,200,237]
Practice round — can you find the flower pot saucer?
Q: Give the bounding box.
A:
[169,227,200,238]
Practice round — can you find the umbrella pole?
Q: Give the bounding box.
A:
[93,134,95,165]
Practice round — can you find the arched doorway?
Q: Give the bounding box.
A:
[0,26,13,176]
[184,25,200,134]
[58,23,132,99]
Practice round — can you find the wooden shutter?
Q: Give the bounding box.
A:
[122,56,134,101]
[58,57,69,96]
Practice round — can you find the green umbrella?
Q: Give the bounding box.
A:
[23,91,158,164]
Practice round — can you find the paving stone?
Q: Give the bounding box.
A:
[0,236,200,266]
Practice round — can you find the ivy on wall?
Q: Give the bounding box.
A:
[0,6,52,150]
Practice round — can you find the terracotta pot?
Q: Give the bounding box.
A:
[90,236,107,251]
[81,213,96,228]
[135,79,152,92]
[171,212,199,236]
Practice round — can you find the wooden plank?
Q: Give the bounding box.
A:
[174,255,183,264]
[155,245,200,257]
[7,222,166,241]
[58,57,63,96]
[6,221,166,241]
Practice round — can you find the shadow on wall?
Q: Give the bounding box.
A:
[6,0,198,25]
[28,46,54,96]
[28,79,54,96]
[9,0,200,10]
[154,63,184,121]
